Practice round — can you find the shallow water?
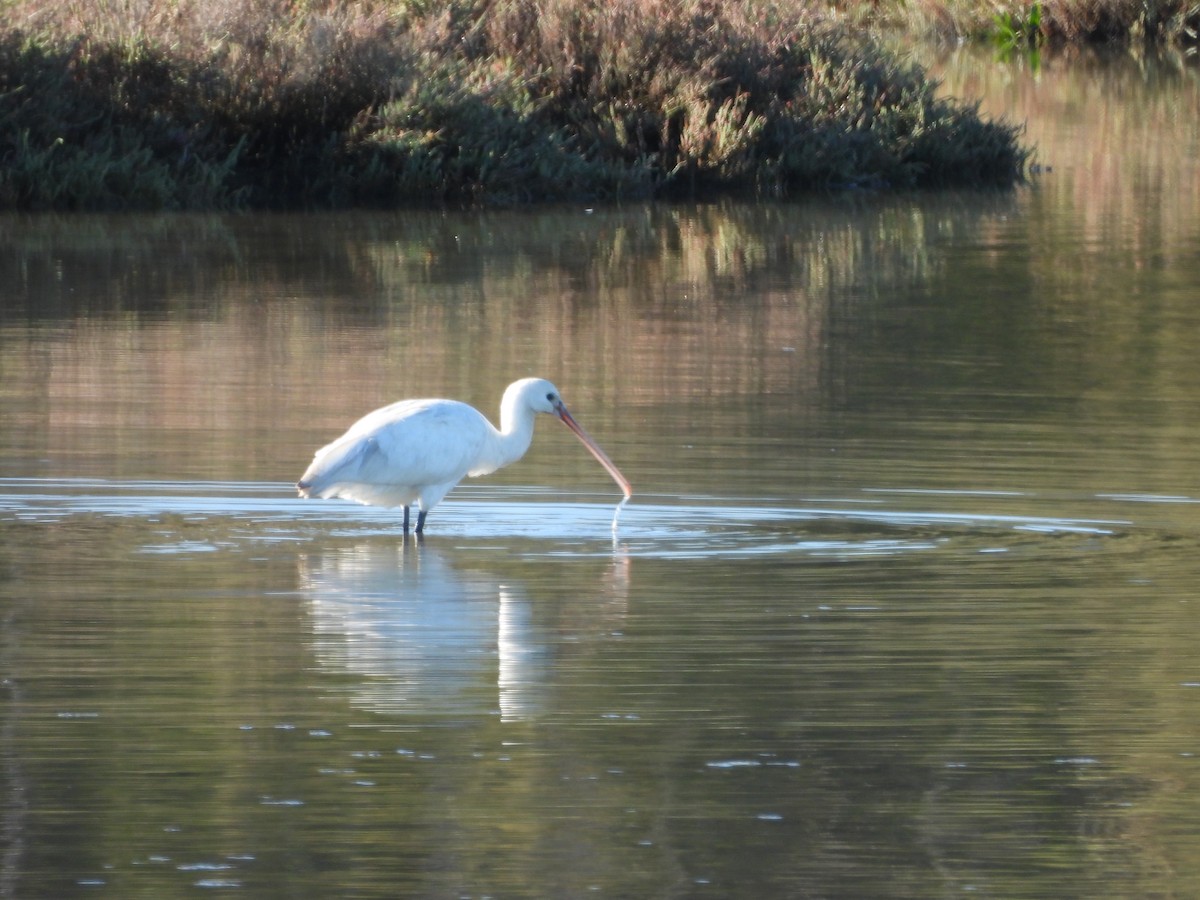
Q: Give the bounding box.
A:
[3,47,1200,899]
[4,478,1200,897]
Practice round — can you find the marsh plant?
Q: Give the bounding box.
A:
[0,0,1041,210]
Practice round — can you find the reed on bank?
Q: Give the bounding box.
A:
[0,0,1042,210]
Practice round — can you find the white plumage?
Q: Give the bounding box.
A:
[297,377,631,534]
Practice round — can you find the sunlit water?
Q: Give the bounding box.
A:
[3,47,1200,899]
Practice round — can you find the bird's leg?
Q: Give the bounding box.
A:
[415,510,427,534]
[402,505,411,534]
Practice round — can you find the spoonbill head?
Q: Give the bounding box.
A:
[296,377,632,534]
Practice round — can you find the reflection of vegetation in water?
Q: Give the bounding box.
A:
[0,195,1014,487]
[929,47,1200,416]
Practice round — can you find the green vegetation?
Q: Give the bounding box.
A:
[993,3,1045,50]
[827,0,1200,45]
[0,0,1041,210]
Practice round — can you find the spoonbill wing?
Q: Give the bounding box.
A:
[301,400,490,505]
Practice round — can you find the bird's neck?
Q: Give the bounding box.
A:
[481,401,537,472]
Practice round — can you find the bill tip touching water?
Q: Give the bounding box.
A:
[297,377,632,535]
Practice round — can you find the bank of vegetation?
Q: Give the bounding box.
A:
[1,0,1189,211]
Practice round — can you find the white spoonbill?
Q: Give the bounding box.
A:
[297,377,632,534]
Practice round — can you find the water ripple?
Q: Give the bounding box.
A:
[0,477,1144,561]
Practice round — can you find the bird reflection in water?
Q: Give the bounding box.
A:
[299,542,630,722]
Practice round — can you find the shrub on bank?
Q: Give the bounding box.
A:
[0,0,1031,210]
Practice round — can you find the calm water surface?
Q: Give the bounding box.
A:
[2,49,1200,898]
